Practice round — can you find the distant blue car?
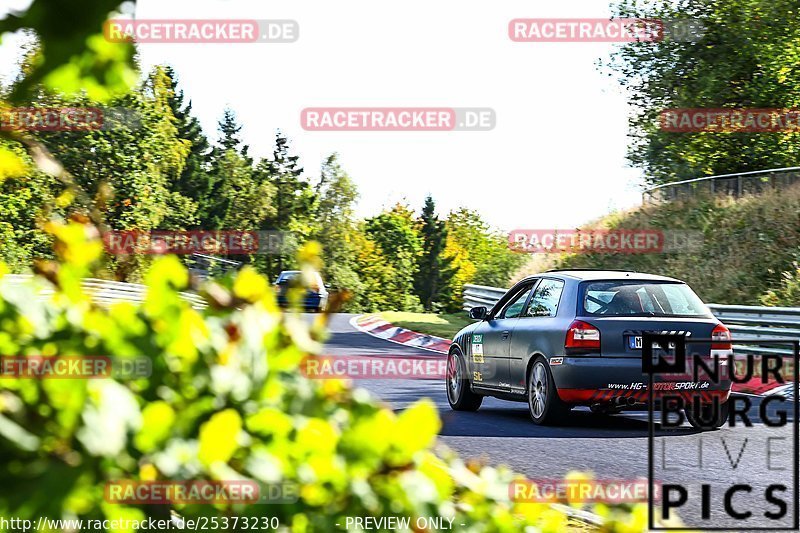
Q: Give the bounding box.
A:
[274,270,329,312]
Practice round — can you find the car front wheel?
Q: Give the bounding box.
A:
[528,358,570,425]
[446,349,482,411]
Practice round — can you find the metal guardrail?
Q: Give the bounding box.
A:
[462,284,507,312]
[1,274,208,310]
[642,166,800,204]
[463,283,799,356]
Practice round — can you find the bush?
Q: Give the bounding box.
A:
[0,221,645,532]
[761,261,800,306]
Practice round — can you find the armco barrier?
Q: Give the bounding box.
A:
[463,283,799,356]
[642,166,800,204]
[2,274,208,310]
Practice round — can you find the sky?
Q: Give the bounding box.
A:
[0,0,645,231]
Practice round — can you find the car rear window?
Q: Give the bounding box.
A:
[276,272,300,283]
[580,280,712,317]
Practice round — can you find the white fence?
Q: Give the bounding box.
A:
[463,283,799,356]
[2,274,208,310]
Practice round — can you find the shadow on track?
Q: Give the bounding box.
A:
[437,406,704,438]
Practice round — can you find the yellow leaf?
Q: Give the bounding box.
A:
[56,189,76,208]
[135,401,175,453]
[395,399,441,457]
[139,463,158,481]
[233,267,269,302]
[0,146,28,181]
[198,409,243,467]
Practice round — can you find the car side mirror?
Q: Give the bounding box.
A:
[469,306,488,320]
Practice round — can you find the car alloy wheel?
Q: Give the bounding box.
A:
[529,360,548,419]
[447,352,461,403]
[527,357,570,425]
[446,349,483,411]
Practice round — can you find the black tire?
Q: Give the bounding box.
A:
[446,349,483,411]
[528,357,571,425]
[685,400,729,429]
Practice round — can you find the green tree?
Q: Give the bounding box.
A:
[0,139,59,269]
[162,66,213,228]
[414,196,453,311]
[445,208,525,289]
[217,107,244,152]
[310,154,360,293]
[610,0,800,185]
[365,204,423,311]
[210,149,275,230]
[204,110,273,230]
[260,131,313,274]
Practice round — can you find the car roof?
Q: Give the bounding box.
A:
[523,270,684,283]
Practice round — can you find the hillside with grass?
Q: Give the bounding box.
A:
[552,186,800,306]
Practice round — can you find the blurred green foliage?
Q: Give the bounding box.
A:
[0,222,647,532]
[0,2,647,531]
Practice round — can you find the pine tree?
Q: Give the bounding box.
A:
[205,109,253,228]
[162,66,212,227]
[218,108,244,152]
[414,196,454,311]
[260,131,311,272]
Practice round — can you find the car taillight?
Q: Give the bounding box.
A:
[565,320,601,350]
[711,324,732,350]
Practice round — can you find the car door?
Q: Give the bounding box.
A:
[471,281,536,389]
[508,278,566,392]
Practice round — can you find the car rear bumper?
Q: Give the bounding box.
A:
[550,356,731,405]
[277,293,325,308]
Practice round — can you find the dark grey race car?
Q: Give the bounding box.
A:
[446,270,733,428]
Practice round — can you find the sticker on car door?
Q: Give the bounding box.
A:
[472,334,484,362]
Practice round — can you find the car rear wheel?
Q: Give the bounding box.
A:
[528,358,570,425]
[446,349,482,411]
[685,400,729,429]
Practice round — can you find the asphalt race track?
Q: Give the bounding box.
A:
[319,313,798,529]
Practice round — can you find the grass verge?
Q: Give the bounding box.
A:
[378,311,474,339]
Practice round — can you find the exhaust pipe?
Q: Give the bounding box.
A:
[611,396,637,407]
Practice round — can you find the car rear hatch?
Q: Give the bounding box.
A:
[584,316,719,358]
